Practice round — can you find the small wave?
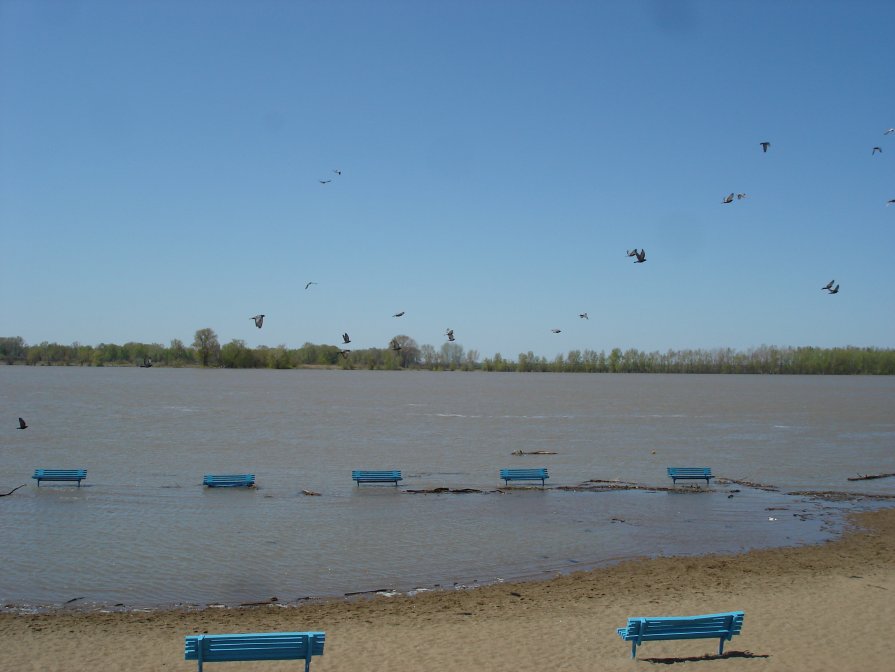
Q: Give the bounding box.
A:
[430,413,483,418]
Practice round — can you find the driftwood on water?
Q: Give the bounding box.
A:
[511,450,557,455]
[404,487,488,494]
[0,484,26,497]
[847,472,895,482]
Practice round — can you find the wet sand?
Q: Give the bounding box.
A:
[2,507,893,671]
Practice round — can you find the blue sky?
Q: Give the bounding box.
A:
[2,0,893,359]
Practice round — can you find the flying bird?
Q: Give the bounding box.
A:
[251,315,265,329]
[304,281,318,290]
[579,313,588,320]
[445,329,455,342]
[390,339,402,351]
[393,311,405,317]
[337,349,351,359]
[826,284,840,294]
[319,179,331,184]
[342,332,351,344]
[634,249,646,263]
[885,128,895,135]
[626,249,638,257]
[872,147,882,155]
[822,280,835,291]
[760,141,770,152]
[736,193,748,200]
[551,328,562,334]
[887,199,895,206]
[333,169,342,175]
[722,193,735,204]
[18,417,28,430]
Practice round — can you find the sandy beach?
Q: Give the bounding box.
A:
[2,506,892,671]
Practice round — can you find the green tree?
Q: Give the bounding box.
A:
[0,336,27,364]
[192,328,220,367]
[391,335,420,368]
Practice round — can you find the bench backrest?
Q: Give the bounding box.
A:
[203,474,255,487]
[185,632,325,671]
[500,468,549,480]
[667,467,713,478]
[352,470,402,482]
[621,611,744,642]
[32,469,87,480]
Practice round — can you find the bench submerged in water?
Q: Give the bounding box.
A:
[617,611,745,658]
[352,470,403,486]
[202,474,255,487]
[184,632,325,672]
[667,467,713,485]
[499,468,549,486]
[32,469,87,487]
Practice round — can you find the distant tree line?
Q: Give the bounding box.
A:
[1,333,893,374]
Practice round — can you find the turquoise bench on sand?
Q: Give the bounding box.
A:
[500,468,548,486]
[185,632,325,672]
[667,467,713,485]
[352,470,402,486]
[32,469,87,487]
[617,611,744,658]
[203,474,255,487]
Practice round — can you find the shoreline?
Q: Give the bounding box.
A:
[2,506,893,671]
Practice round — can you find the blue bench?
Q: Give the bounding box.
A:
[32,469,87,487]
[352,470,403,486]
[185,632,325,672]
[617,611,744,658]
[667,467,713,485]
[203,474,255,488]
[499,468,549,486]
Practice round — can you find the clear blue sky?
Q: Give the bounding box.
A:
[2,1,893,359]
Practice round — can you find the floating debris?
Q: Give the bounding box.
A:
[716,477,780,492]
[847,472,895,482]
[0,484,26,497]
[344,588,395,597]
[404,487,488,494]
[239,597,278,607]
[511,450,558,455]
[301,490,321,496]
[787,490,895,502]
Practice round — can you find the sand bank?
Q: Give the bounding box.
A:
[2,506,893,671]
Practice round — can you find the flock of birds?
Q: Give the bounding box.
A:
[248,132,895,360]
[621,132,895,303]
[9,133,894,431]
[318,169,342,185]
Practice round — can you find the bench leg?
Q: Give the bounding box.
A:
[718,637,725,656]
[631,640,637,658]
